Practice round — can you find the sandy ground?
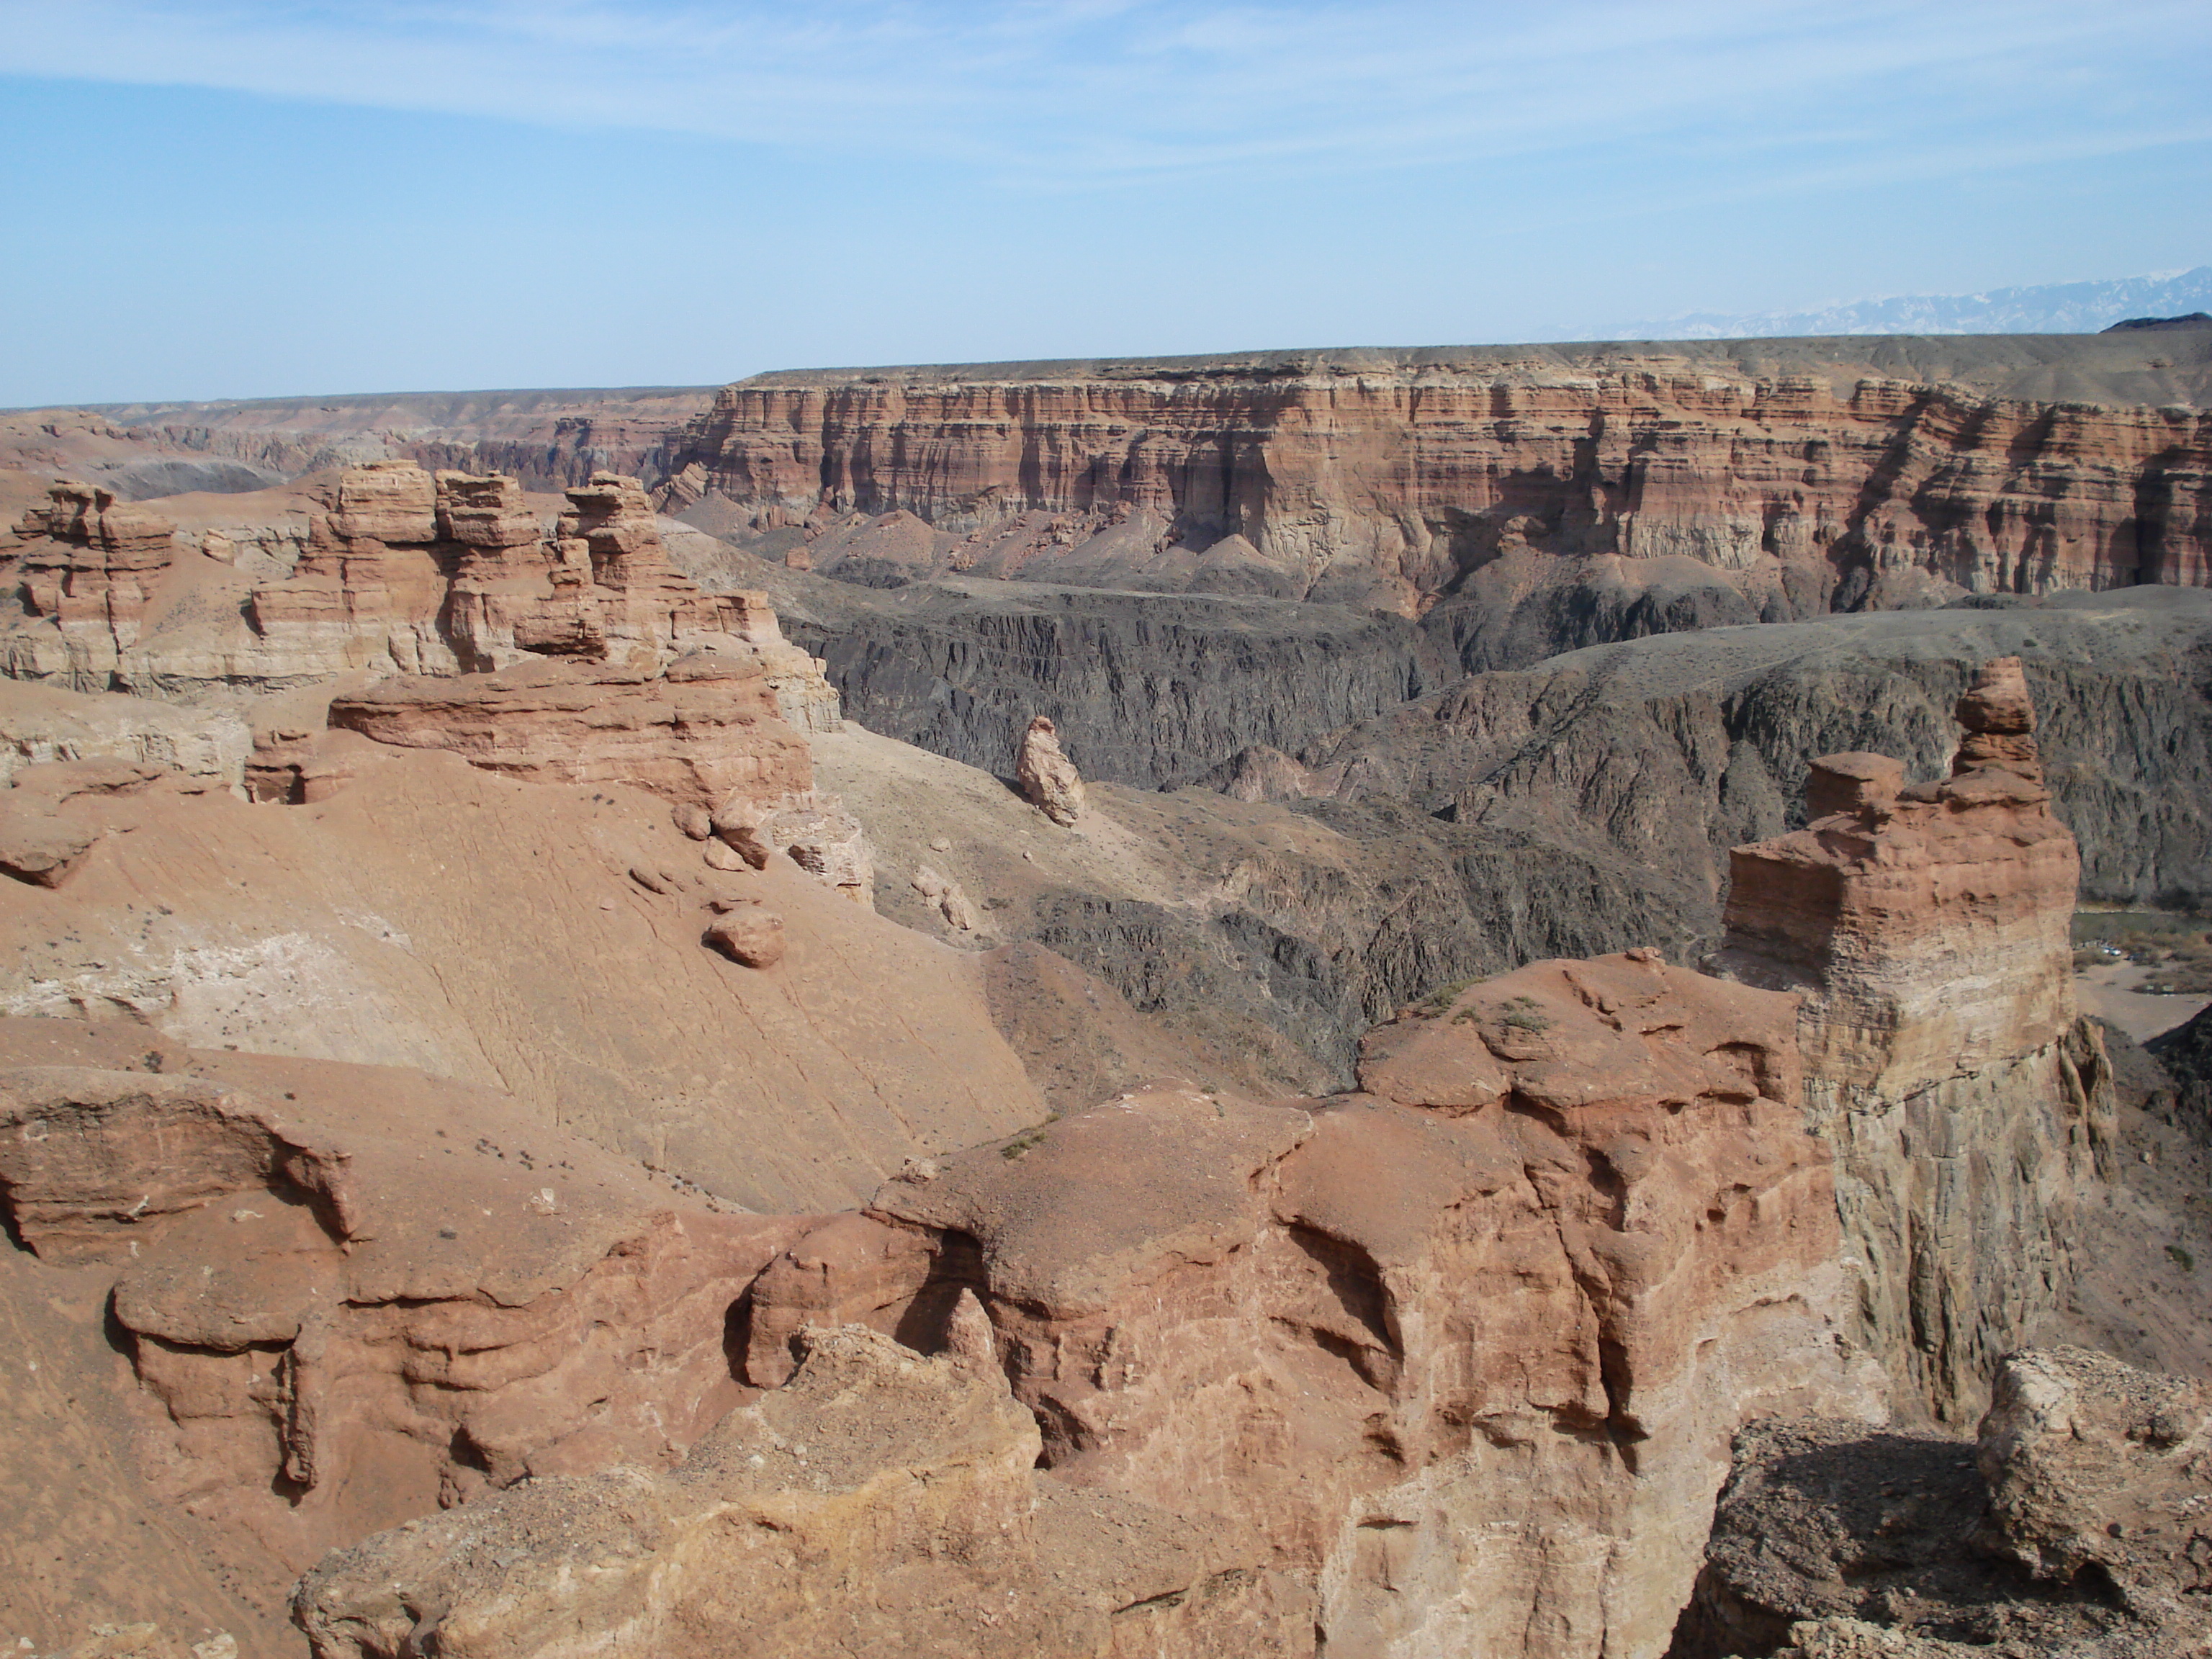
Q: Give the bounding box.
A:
[2074,960,2212,1044]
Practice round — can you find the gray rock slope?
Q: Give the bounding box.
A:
[680,547,1456,788]
[1265,588,2212,915]
[680,544,2210,1089]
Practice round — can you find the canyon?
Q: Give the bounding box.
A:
[1,328,2209,1659]
[660,331,2212,627]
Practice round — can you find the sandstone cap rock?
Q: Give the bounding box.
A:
[1804,752,1906,820]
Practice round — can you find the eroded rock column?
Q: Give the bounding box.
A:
[1712,658,2117,1422]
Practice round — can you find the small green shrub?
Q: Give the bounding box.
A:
[1415,977,1478,1017]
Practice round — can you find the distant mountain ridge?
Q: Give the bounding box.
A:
[1601,265,2212,340]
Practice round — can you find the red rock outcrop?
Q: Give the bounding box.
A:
[313,638,883,904]
[296,1324,1306,1659]
[665,350,2212,613]
[246,462,454,675]
[0,1050,812,1617]
[1,756,178,886]
[11,480,178,653]
[246,464,806,680]
[1712,659,2116,1421]
[735,952,1882,1658]
[326,646,814,813]
[2,459,848,709]
[1714,658,2078,1095]
[0,800,102,886]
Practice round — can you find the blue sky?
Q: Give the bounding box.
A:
[2,0,2208,405]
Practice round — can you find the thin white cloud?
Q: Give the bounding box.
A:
[1,0,2205,194]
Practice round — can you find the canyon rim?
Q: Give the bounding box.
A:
[2,318,2211,1659]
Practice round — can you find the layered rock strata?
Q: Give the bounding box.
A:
[247,464,817,683]
[325,647,814,813]
[0,674,252,790]
[665,342,2212,616]
[5,462,843,721]
[0,1048,811,1616]
[1,385,717,497]
[1716,660,2077,1094]
[296,1325,1305,1659]
[1712,660,2117,1421]
[733,953,1884,1658]
[12,480,179,653]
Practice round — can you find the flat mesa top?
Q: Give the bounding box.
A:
[4,385,722,423]
[734,326,2212,406]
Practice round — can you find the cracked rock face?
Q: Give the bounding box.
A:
[295,1324,1308,1659]
[739,953,1884,1659]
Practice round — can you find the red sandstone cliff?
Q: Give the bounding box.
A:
[3,462,844,729]
[1712,659,2117,1422]
[716,954,1881,1659]
[664,340,2212,615]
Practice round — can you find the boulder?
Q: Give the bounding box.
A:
[912,863,979,931]
[1680,1347,2212,1657]
[1979,1345,2212,1605]
[713,795,876,905]
[704,909,787,968]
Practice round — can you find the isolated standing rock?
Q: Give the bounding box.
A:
[1015,716,1084,826]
